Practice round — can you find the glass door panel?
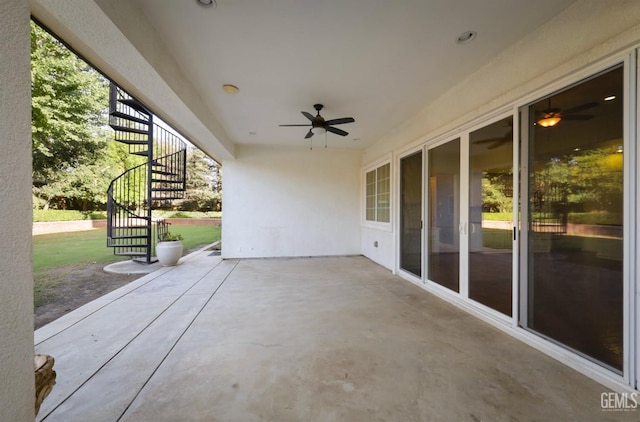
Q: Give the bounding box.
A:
[428,139,460,292]
[469,117,513,316]
[524,65,624,371]
[400,151,423,277]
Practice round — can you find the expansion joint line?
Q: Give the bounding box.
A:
[116,259,240,421]
[39,258,237,421]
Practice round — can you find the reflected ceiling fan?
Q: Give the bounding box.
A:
[473,122,512,150]
[536,100,599,127]
[279,104,355,139]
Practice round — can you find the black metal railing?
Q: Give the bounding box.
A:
[530,180,568,234]
[150,124,187,206]
[106,83,187,263]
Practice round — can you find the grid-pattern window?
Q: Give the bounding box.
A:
[366,170,377,221]
[365,163,390,223]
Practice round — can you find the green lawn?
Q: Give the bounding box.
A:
[33,224,221,273]
[33,209,222,222]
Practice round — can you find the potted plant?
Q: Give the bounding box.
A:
[155,231,184,266]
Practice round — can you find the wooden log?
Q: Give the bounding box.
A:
[34,354,56,416]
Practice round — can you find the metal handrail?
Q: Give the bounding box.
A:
[106,83,187,263]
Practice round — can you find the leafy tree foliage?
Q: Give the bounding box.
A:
[35,141,137,210]
[481,173,512,213]
[31,21,110,208]
[30,21,222,213]
[534,145,623,213]
[177,146,222,211]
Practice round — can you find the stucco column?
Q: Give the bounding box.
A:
[0,0,36,420]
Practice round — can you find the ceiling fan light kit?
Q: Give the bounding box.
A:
[537,116,561,127]
[536,99,598,128]
[222,84,239,94]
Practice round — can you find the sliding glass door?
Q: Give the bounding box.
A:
[522,65,624,371]
[400,151,423,277]
[395,61,628,376]
[469,117,513,315]
[428,139,460,292]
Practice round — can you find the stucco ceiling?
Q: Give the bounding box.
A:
[99,0,577,150]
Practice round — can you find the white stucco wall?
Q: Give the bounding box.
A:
[222,145,361,258]
[361,227,394,271]
[360,0,640,271]
[0,1,35,420]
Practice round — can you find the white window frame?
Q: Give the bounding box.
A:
[362,160,392,230]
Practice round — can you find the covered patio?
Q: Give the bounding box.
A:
[35,248,625,421]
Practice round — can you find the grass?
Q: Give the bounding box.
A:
[567,212,622,225]
[482,212,512,221]
[33,209,222,222]
[482,228,512,249]
[482,211,622,225]
[33,224,221,307]
[33,224,221,273]
[153,210,222,219]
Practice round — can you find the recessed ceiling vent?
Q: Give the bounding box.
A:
[196,0,216,8]
[456,31,477,44]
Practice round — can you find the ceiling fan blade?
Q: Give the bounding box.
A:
[473,137,503,144]
[475,128,512,148]
[301,111,315,121]
[561,114,593,120]
[540,107,561,115]
[305,129,313,139]
[563,102,599,114]
[324,117,355,126]
[488,140,508,150]
[326,126,348,136]
[279,124,311,127]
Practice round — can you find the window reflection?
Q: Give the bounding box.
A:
[428,139,460,292]
[526,65,623,371]
[469,117,513,315]
[400,152,422,277]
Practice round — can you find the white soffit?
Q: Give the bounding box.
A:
[72,0,579,150]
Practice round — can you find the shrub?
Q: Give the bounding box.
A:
[170,211,192,218]
[33,210,107,222]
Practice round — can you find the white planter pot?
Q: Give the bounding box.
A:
[156,240,183,266]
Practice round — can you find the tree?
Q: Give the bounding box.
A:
[31,21,110,208]
[482,175,511,213]
[177,146,222,211]
[34,140,138,210]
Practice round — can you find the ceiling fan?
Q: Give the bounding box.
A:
[536,100,599,127]
[279,104,355,139]
[473,121,512,150]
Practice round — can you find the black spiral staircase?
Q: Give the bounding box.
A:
[107,84,187,263]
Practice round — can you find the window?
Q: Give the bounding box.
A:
[365,163,390,223]
[522,65,624,371]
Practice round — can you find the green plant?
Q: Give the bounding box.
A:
[159,231,184,242]
[170,211,192,218]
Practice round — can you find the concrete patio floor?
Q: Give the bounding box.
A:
[34,249,635,421]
